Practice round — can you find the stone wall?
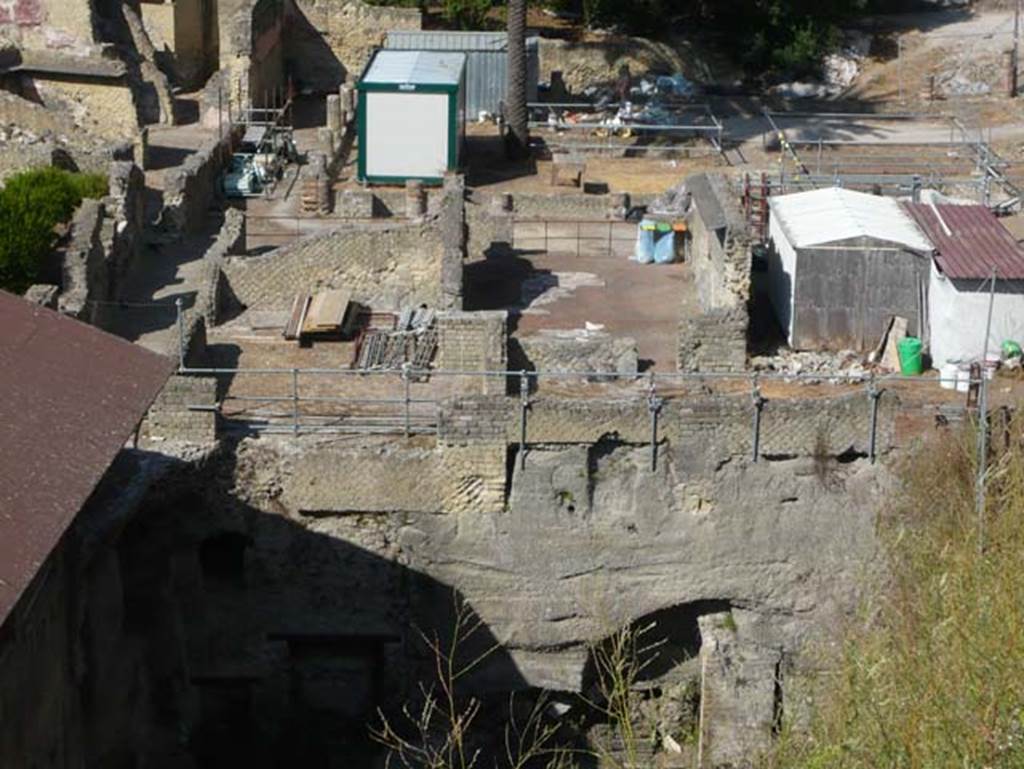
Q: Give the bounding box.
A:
[193,207,245,326]
[28,75,141,142]
[512,331,639,378]
[59,161,146,325]
[219,0,286,109]
[223,219,448,311]
[678,308,748,373]
[287,0,421,92]
[436,310,508,395]
[162,130,235,234]
[680,173,752,373]
[0,92,115,181]
[58,198,106,321]
[139,375,218,446]
[0,0,98,52]
[676,390,898,475]
[697,613,781,768]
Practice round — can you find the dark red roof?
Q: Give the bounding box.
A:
[0,291,174,627]
[902,202,1024,280]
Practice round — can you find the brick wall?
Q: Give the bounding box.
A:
[139,375,218,445]
[676,391,898,472]
[223,220,448,311]
[436,311,508,395]
[281,443,442,513]
[678,308,747,373]
[679,173,752,373]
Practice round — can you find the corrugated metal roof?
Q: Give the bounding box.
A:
[362,50,466,87]
[769,187,932,251]
[0,292,174,627]
[386,30,508,52]
[903,202,1024,279]
[384,32,539,116]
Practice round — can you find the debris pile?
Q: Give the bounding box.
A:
[537,71,702,137]
[354,308,438,370]
[770,31,870,99]
[750,348,869,382]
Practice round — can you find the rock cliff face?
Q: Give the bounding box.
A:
[154,433,882,764]
[1,427,885,768]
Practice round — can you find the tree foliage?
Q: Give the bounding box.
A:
[0,167,107,294]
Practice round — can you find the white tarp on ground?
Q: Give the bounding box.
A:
[929,262,1024,367]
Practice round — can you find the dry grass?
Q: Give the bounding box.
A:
[768,418,1024,768]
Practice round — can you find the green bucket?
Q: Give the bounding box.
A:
[897,336,924,376]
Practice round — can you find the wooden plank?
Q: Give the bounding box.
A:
[283,294,310,340]
[304,289,352,333]
[302,292,326,335]
[317,289,351,328]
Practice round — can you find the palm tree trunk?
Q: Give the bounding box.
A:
[505,0,529,159]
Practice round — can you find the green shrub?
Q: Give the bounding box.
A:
[0,167,108,294]
[443,0,491,29]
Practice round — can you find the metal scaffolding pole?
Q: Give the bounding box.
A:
[976,268,997,553]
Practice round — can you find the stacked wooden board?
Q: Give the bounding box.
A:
[283,289,352,340]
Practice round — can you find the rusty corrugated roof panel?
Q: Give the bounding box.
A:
[902,203,1024,280]
[0,291,174,626]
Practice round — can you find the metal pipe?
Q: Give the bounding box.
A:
[868,376,881,464]
[519,370,529,471]
[175,297,185,371]
[402,363,411,437]
[751,375,764,463]
[292,368,300,437]
[647,374,662,472]
[976,268,998,552]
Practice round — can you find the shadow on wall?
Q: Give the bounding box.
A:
[109,444,535,768]
[284,2,347,94]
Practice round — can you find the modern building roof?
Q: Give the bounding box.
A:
[0,292,174,627]
[769,187,932,252]
[902,202,1024,280]
[361,50,466,87]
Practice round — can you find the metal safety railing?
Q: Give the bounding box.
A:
[511,219,637,258]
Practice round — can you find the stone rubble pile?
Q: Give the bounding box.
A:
[750,348,871,382]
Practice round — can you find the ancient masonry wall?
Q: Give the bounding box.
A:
[287,0,421,92]
[247,388,901,519]
[0,0,98,52]
[31,76,141,142]
[697,612,781,768]
[162,130,236,234]
[511,333,639,377]
[193,208,246,326]
[0,93,116,182]
[58,161,146,325]
[222,219,447,311]
[679,174,752,373]
[139,375,218,446]
[436,310,508,395]
[219,0,286,110]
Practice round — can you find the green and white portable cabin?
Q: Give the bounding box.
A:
[357,50,467,185]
